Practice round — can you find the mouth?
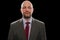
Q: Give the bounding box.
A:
[25,12,30,14]
[24,11,30,14]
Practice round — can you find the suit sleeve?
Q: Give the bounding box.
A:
[8,23,14,40]
[39,23,47,40]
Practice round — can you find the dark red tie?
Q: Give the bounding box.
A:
[25,22,30,40]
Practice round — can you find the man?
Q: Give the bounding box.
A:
[8,0,47,40]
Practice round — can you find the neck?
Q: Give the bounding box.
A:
[23,16,32,22]
[25,17,30,22]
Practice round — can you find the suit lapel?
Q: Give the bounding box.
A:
[29,18,36,40]
[17,19,26,40]
[29,18,39,40]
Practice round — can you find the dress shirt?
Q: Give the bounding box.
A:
[22,17,32,40]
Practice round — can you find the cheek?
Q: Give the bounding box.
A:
[31,9,33,13]
[21,9,25,13]
[21,9,24,15]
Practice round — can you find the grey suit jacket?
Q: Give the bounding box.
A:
[8,18,47,40]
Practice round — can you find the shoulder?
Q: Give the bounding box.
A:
[10,18,22,25]
[33,18,45,25]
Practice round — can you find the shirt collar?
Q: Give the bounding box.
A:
[22,17,32,24]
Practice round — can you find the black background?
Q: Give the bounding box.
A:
[1,0,48,40]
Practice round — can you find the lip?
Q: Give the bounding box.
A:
[25,12,30,14]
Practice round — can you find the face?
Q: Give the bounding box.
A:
[20,1,34,19]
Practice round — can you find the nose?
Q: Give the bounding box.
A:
[25,8,29,11]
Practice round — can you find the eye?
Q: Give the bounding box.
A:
[28,6,31,9]
[23,6,26,9]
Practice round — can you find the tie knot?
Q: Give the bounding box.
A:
[26,22,30,24]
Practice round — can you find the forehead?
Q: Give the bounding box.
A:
[24,1,31,5]
[21,1,33,7]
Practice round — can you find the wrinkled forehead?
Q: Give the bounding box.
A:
[21,1,33,8]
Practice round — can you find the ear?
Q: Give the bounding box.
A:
[32,8,34,14]
[33,8,34,12]
[20,8,21,12]
[20,8,23,15]
[20,8,22,14]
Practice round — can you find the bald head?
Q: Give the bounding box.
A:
[21,1,33,8]
[20,1,34,19]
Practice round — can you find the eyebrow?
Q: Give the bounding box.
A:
[23,5,32,7]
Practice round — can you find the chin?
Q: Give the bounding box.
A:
[24,16,31,19]
[25,15,31,17]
